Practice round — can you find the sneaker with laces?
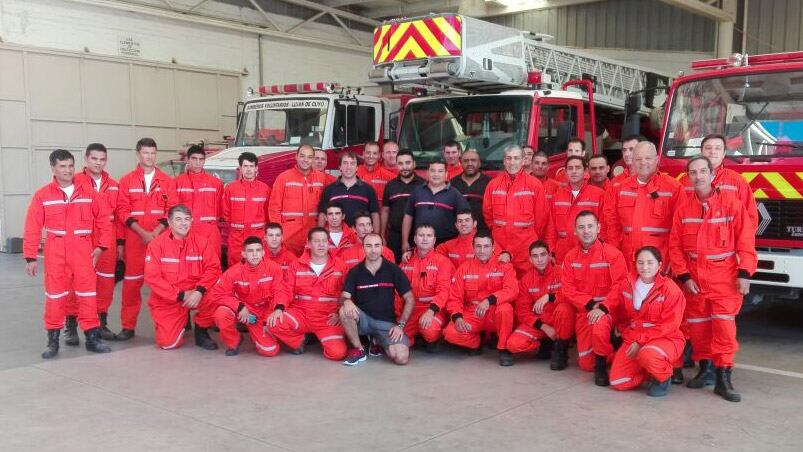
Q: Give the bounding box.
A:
[343,347,367,366]
[369,344,384,357]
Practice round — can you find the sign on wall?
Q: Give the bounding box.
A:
[118,36,141,57]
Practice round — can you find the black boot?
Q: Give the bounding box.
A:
[114,328,135,341]
[536,338,553,360]
[714,367,741,402]
[683,342,695,368]
[85,328,112,354]
[41,329,60,359]
[687,359,715,388]
[424,339,441,354]
[498,350,514,367]
[98,313,115,341]
[194,325,218,350]
[671,368,684,385]
[550,339,568,370]
[594,354,609,386]
[648,377,671,397]
[64,316,79,346]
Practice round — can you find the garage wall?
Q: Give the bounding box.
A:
[745,0,803,54]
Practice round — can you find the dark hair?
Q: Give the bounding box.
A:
[186,143,205,159]
[243,236,264,247]
[443,140,460,150]
[622,134,646,144]
[266,222,283,232]
[473,230,494,244]
[428,159,447,169]
[168,204,192,218]
[307,226,328,241]
[339,152,358,165]
[396,149,414,160]
[364,141,380,151]
[352,210,372,224]
[522,145,535,152]
[49,149,75,166]
[326,202,344,213]
[533,150,548,159]
[136,138,157,152]
[588,154,609,165]
[565,155,587,169]
[575,210,598,224]
[636,245,662,263]
[414,223,436,234]
[85,143,107,156]
[238,152,257,166]
[529,240,550,253]
[456,208,474,218]
[686,154,714,173]
[701,133,727,149]
[567,137,586,151]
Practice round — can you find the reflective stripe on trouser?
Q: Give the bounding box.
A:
[147,293,216,350]
[443,303,514,351]
[491,227,537,275]
[213,306,278,356]
[551,302,595,372]
[228,229,265,267]
[43,236,100,331]
[66,245,117,316]
[268,306,347,361]
[710,295,741,367]
[506,323,545,354]
[122,229,147,330]
[591,312,628,360]
[684,292,713,361]
[609,337,685,391]
[403,304,446,345]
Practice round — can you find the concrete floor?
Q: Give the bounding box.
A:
[1,253,802,452]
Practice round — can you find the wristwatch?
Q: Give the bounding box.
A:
[397,321,406,329]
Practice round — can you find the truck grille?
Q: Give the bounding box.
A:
[757,200,803,241]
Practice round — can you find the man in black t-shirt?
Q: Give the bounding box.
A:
[381,150,425,262]
[339,233,415,366]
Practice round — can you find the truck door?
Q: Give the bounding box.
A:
[331,98,382,162]
[530,98,585,178]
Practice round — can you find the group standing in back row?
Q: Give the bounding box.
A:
[24,134,756,402]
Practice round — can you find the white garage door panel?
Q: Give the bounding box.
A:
[0,101,28,147]
[219,116,236,138]
[105,150,138,179]
[133,66,176,128]
[176,71,218,130]
[178,129,225,145]
[134,126,178,151]
[82,60,132,124]
[86,123,135,150]
[218,75,239,118]
[3,195,31,237]
[27,54,82,121]
[31,120,83,148]
[1,148,31,194]
[0,50,25,100]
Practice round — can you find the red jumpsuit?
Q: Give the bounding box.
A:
[552,240,627,371]
[268,253,349,360]
[548,183,606,264]
[483,171,552,274]
[69,169,120,315]
[604,273,686,390]
[356,164,395,208]
[506,264,561,354]
[265,246,297,278]
[212,259,286,356]
[443,257,518,350]
[400,250,454,345]
[222,178,271,267]
[174,170,224,258]
[144,231,220,349]
[447,163,463,180]
[435,231,505,270]
[678,165,758,229]
[117,166,176,331]
[24,180,112,331]
[602,173,681,271]
[536,176,561,201]
[326,225,358,260]
[339,244,395,269]
[669,189,756,367]
[268,167,327,256]
[610,168,631,187]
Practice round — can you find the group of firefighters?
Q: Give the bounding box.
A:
[23,133,756,402]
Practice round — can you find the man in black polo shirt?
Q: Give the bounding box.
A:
[339,233,415,366]
[317,152,380,229]
[450,148,490,232]
[381,150,425,262]
[401,160,470,253]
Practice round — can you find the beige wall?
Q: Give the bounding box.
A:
[0,44,241,251]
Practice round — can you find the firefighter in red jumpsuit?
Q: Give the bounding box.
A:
[25,150,113,358]
[338,211,395,269]
[267,228,349,360]
[222,152,271,267]
[356,141,395,208]
[602,141,682,272]
[174,144,223,258]
[548,156,606,264]
[323,202,358,259]
[551,211,627,385]
[506,241,561,359]
[669,155,756,402]
[605,246,686,397]
[444,232,518,366]
[435,210,510,269]
[400,224,454,350]
[531,151,561,201]
[66,143,120,341]
[443,140,463,180]
[483,145,551,275]
[144,204,221,350]
[587,155,611,191]
[116,138,176,341]
[609,135,640,187]
[212,236,286,356]
[552,138,588,184]
[312,148,337,185]
[269,145,328,256]
[264,222,297,278]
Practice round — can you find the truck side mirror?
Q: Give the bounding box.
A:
[389,110,400,139]
[626,94,642,116]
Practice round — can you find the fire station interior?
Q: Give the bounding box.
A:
[1,1,803,451]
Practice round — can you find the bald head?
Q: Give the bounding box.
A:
[633,141,658,181]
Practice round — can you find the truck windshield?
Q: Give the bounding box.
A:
[398,95,532,168]
[235,98,329,148]
[663,70,803,159]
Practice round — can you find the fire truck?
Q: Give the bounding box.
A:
[658,52,803,300]
[203,82,409,185]
[369,13,673,174]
